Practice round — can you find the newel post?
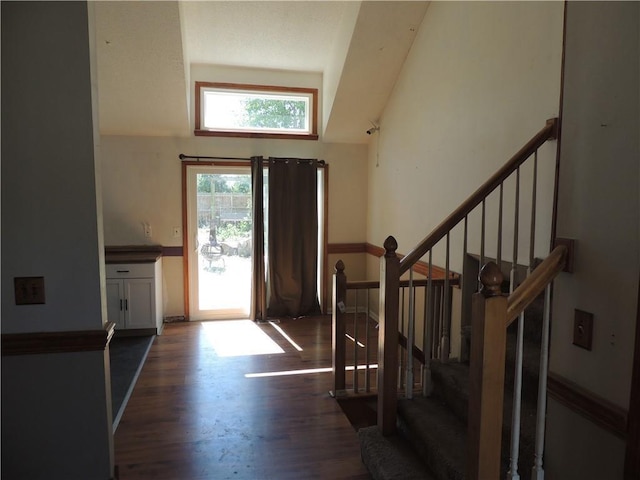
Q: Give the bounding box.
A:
[468,262,508,480]
[378,236,400,435]
[331,260,347,397]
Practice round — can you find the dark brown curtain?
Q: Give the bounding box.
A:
[251,156,267,322]
[266,157,321,318]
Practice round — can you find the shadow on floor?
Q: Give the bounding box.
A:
[338,396,378,431]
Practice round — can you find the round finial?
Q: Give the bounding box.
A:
[335,259,345,273]
[383,236,398,257]
[479,262,504,297]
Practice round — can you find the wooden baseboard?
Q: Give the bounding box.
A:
[162,246,184,257]
[2,322,115,356]
[327,243,367,254]
[548,371,628,439]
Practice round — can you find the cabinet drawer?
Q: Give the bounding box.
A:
[106,262,155,279]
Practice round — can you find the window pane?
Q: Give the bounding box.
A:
[201,89,311,134]
[243,96,308,131]
[203,91,247,130]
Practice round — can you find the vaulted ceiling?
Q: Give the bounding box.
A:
[94,1,429,144]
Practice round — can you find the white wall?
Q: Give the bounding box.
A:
[364,1,563,361]
[547,2,639,477]
[367,1,563,272]
[2,351,113,480]
[2,2,105,334]
[552,0,639,410]
[101,62,368,317]
[100,134,368,317]
[322,2,361,135]
[1,2,113,478]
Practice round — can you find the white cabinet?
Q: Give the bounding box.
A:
[105,260,163,334]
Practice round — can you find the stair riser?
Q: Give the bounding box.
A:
[397,418,465,480]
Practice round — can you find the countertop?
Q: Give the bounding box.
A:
[105,246,163,264]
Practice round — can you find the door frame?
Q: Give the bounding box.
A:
[181,160,249,320]
[181,159,330,320]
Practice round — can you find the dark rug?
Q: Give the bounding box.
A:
[109,335,154,431]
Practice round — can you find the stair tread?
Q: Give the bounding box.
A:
[432,330,542,406]
[398,395,467,480]
[429,360,540,479]
[358,425,437,480]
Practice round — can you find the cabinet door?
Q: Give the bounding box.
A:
[106,280,125,329]
[124,278,155,329]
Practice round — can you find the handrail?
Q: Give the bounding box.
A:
[399,118,558,275]
[506,244,567,325]
[346,277,458,290]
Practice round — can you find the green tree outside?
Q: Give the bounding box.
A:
[243,98,306,130]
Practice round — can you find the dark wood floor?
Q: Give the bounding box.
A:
[114,315,371,479]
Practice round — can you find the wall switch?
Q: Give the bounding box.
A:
[172,226,182,238]
[14,277,46,305]
[144,223,152,238]
[573,309,593,350]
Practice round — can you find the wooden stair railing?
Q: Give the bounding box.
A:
[469,244,567,480]
[377,118,560,437]
[332,258,457,400]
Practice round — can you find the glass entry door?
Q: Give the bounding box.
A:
[186,165,253,320]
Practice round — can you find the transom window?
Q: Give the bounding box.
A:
[195,82,318,140]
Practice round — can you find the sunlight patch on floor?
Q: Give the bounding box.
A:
[345,333,365,348]
[269,321,303,352]
[201,320,284,357]
[245,364,378,378]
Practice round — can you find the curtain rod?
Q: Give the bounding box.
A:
[179,154,251,161]
[179,154,326,166]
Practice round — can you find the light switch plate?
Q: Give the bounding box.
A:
[14,277,46,305]
[573,309,593,350]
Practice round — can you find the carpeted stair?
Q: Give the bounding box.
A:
[358,294,545,480]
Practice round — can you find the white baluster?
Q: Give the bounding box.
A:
[365,289,371,392]
[508,167,522,480]
[353,290,359,393]
[532,284,552,480]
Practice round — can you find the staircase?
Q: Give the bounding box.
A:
[331,119,566,479]
[357,294,544,480]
